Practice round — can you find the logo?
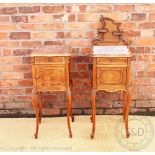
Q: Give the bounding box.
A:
[115,116,154,151]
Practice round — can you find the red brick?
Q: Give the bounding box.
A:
[22,57,31,64]
[0,80,17,87]
[56,32,65,38]
[136,71,146,78]
[131,13,146,21]
[130,108,147,115]
[147,64,155,70]
[130,47,151,54]
[66,40,90,46]
[5,102,26,109]
[0,24,16,30]
[0,57,20,64]
[9,32,30,40]
[21,41,41,47]
[0,32,8,39]
[30,15,53,22]
[68,14,75,22]
[65,22,89,30]
[24,73,32,79]
[80,48,92,54]
[89,4,112,12]
[133,63,145,70]
[139,22,155,29]
[32,32,56,39]
[0,96,13,102]
[123,30,140,37]
[1,72,23,80]
[120,22,137,30]
[13,49,32,56]
[149,13,155,20]
[77,64,88,71]
[146,71,155,78]
[42,5,64,13]
[104,108,122,115]
[1,7,17,14]
[139,4,155,12]
[18,6,40,13]
[114,5,135,12]
[13,64,31,72]
[17,80,33,86]
[134,78,151,86]
[12,16,28,23]
[44,41,65,46]
[21,23,64,31]
[85,31,94,39]
[141,30,154,37]
[42,109,60,116]
[53,15,64,21]
[71,31,84,39]
[136,101,155,107]
[2,49,12,56]
[0,65,13,71]
[13,95,31,102]
[136,38,155,46]
[79,5,87,12]
[0,16,9,22]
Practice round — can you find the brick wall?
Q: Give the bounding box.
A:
[0,3,155,117]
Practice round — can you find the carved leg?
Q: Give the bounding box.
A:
[38,92,42,124]
[32,93,39,139]
[91,93,96,139]
[122,91,127,122]
[125,90,131,138]
[70,102,74,122]
[69,79,74,122]
[67,91,72,138]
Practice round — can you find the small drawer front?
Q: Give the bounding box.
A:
[97,57,127,65]
[35,57,65,64]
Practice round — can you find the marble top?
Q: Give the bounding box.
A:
[93,46,130,57]
[30,46,72,57]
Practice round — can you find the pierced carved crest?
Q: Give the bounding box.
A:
[92,15,129,46]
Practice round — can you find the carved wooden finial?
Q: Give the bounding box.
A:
[92,16,129,46]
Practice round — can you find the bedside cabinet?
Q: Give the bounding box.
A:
[91,16,132,139]
[31,46,74,139]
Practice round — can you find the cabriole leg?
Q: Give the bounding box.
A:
[91,92,96,139]
[125,90,131,138]
[122,90,127,122]
[38,92,42,124]
[32,92,39,139]
[67,91,72,138]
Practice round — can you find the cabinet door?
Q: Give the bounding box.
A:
[35,65,66,91]
[97,67,127,91]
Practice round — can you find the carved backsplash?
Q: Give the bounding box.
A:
[92,15,129,46]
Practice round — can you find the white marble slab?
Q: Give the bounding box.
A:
[93,46,129,55]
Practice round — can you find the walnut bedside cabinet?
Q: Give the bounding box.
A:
[91,16,132,139]
[30,46,74,139]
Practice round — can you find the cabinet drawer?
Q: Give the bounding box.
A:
[96,66,127,91]
[35,57,65,64]
[97,57,127,65]
[35,65,66,91]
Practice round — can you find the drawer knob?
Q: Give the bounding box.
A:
[111,58,114,62]
[36,75,39,78]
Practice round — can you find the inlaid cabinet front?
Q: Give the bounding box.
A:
[96,57,128,92]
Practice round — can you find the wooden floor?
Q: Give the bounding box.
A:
[0,115,154,152]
